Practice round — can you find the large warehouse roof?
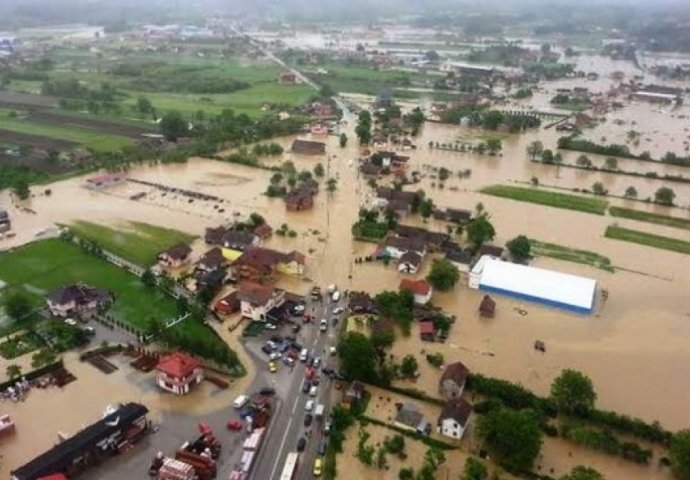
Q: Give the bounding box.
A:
[478,258,597,314]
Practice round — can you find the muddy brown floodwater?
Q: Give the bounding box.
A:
[2,58,690,478]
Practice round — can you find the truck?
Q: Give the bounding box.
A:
[314,404,325,421]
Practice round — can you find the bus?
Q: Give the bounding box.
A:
[279,452,299,480]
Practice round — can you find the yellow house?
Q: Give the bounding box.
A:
[221,248,244,262]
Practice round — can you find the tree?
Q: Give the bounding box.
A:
[486,138,502,155]
[482,110,504,130]
[506,235,531,261]
[425,50,440,61]
[671,430,690,480]
[314,163,325,177]
[400,355,418,377]
[439,167,450,182]
[466,215,496,248]
[319,84,335,98]
[399,468,414,480]
[550,369,597,415]
[6,364,22,380]
[384,434,406,455]
[12,177,30,200]
[136,96,153,114]
[462,457,489,480]
[339,332,379,383]
[356,428,375,465]
[559,466,605,480]
[655,187,676,205]
[419,198,434,219]
[591,182,606,196]
[477,407,543,473]
[526,141,544,160]
[541,149,554,164]
[4,292,33,322]
[270,172,284,185]
[554,152,564,164]
[375,445,388,469]
[160,111,188,141]
[326,178,337,193]
[426,258,460,291]
[141,269,156,288]
[604,157,618,170]
[576,154,593,168]
[31,349,57,368]
[624,186,638,199]
[249,212,265,227]
[340,133,348,147]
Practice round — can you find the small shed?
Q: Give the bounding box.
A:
[419,321,436,342]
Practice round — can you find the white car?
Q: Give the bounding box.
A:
[269,352,281,361]
[64,318,77,326]
[305,399,315,411]
[309,385,318,397]
[332,307,345,315]
[299,348,309,362]
[293,305,306,313]
[320,319,328,332]
[313,357,321,368]
[265,323,277,330]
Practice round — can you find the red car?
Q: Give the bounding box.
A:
[226,420,243,431]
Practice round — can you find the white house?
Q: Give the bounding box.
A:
[398,251,423,274]
[236,282,285,321]
[437,397,472,440]
[399,279,433,305]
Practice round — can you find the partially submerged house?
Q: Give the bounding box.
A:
[398,251,423,274]
[394,403,431,435]
[214,291,240,316]
[222,230,259,252]
[156,352,204,395]
[419,321,436,341]
[384,236,427,260]
[157,243,192,269]
[437,397,473,440]
[439,361,470,399]
[343,381,366,410]
[231,247,305,283]
[359,162,382,179]
[10,403,149,480]
[395,224,447,252]
[205,225,227,245]
[83,173,126,190]
[349,291,377,315]
[291,139,326,155]
[399,278,433,305]
[445,249,473,274]
[236,282,286,321]
[285,187,315,211]
[46,284,112,318]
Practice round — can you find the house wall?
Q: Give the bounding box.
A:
[439,418,467,440]
[397,262,419,274]
[393,421,417,433]
[276,261,303,275]
[413,292,432,305]
[47,300,76,318]
[156,370,204,395]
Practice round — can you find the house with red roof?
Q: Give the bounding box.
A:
[419,321,436,341]
[156,352,204,395]
[399,278,433,305]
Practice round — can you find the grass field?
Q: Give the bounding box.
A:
[0,239,177,328]
[609,207,690,231]
[0,110,132,151]
[604,226,690,255]
[530,239,614,272]
[67,221,197,266]
[480,185,609,215]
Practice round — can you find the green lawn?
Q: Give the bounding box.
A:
[604,226,690,255]
[66,220,196,267]
[480,185,609,215]
[608,207,690,231]
[530,239,614,272]
[0,239,178,328]
[122,83,314,118]
[0,111,132,151]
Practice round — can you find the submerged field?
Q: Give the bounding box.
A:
[66,220,197,266]
[529,239,614,271]
[480,185,609,215]
[609,207,690,231]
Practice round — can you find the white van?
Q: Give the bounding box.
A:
[233,394,249,409]
[331,290,341,302]
[299,348,309,362]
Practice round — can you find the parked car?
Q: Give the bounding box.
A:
[292,305,306,316]
[320,319,328,332]
[299,348,309,361]
[233,395,249,409]
[269,351,281,361]
[283,356,295,367]
[313,458,322,476]
[292,323,301,333]
[313,357,322,368]
[265,323,277,330]
[302,381,311,394]
[324,420,332,434]
[309,385,318,396]
[226,420,243,431]
[297,437,307,452]
[318,440,327,455]
[304,413,313,426]
[332,306,345,315]
[268,361,277,373]
[270,335,283,343]
[259,387,276,396]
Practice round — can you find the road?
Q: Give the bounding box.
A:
[249,292,346,480]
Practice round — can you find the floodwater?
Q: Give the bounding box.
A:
[2,51,690,478]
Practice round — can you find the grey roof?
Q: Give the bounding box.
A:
[395,403,424,428]
[222,230,257,249]
[399,251,422,267]
[47,284,111,306]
